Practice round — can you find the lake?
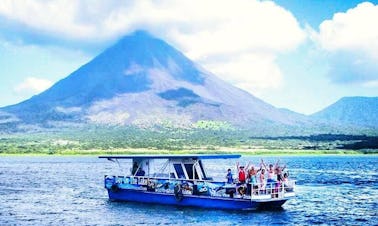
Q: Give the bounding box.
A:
[0,155,377,225]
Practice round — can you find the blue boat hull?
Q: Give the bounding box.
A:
[107,188,287,210]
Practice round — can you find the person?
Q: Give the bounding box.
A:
[226,168,233,184]
[282,172,289,184]
[248,166,258,183]
[237,184,247,196]
[283,172,293,192]
[236,161,250,184]
[259,168,266,192]
[276,165,286,183]
[238,166,246,183]
[261,159,279,183]
[247,165,261,195]
[261,159,280,195]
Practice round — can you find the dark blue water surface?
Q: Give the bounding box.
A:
[0,155,377,225]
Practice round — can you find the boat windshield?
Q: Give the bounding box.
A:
[173,163,186,179]
[184,163,200,180]
[100,156,218,181]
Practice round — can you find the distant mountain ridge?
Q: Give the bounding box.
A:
[311,97,378,128]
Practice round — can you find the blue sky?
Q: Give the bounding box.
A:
[0,0,377,115]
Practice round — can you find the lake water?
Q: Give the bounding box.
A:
[0,155,377,225]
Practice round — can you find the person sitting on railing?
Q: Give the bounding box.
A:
[226,168,233,184]
[283,172,293,192]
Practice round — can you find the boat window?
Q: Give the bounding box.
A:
[184,163,199,180]
[173,163,186,179]
[198,160,208,179]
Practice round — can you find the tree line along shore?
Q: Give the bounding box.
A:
[0,128,377,155]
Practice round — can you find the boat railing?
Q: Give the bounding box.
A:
[104,175,215,185]
[250,180,296,200]
[104,175,295,200]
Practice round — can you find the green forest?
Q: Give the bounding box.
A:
[1,126,377,155]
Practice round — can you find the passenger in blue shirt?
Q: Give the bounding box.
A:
[226,168,233,184]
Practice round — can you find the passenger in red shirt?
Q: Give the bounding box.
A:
[236,161,250,184]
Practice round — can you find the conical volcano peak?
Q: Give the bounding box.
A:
[129,30,155,39]
[98,30,166,65]
[116,30,161,47]
[1,30,310,131]
[95,30,205,84]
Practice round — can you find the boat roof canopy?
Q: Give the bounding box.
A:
[98,154,241,160]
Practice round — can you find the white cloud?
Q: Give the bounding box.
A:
[14,77,53,93]
[313,2,378,84]
[316,2,378,59]
[0,0,306,93]
[204,53,283,94]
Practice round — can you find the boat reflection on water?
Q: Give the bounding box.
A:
[99,154,295,210]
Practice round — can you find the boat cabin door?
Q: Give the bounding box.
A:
[171,159,206,180]
[132,159,154,176]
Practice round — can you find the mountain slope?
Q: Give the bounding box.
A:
[1,30,308,130]
[311,97,378,128]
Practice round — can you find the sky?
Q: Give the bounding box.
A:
[0,0,377,115]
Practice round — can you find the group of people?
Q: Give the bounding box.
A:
[226,159,290,192]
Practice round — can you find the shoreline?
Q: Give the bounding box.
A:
[1,148,377,156]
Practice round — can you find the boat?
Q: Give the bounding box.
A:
[99,154,296,210]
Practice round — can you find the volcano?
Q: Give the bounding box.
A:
[1,31,308,129]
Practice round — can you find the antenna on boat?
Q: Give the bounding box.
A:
[106,157,122,168]
[106,157,124,175]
